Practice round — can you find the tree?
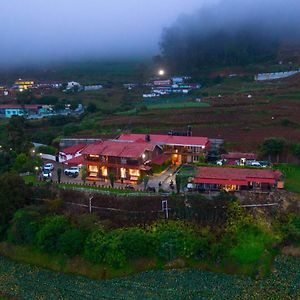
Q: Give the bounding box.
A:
[58,228,86,256]
[7,208,41,245]
[291,144,300,160]
[175,175,182,194]
[84,226,107,263]
[36,215,70,253]
[0,172,28,235]
[81,166,87,184]
[260,137,286,163]
[143,176,149,191]
[57,168,62,184]
[108,172,115,188]
[12,153,28,173]
[86,103,97,113]
[6,117,31,154]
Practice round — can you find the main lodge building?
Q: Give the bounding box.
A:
[81,133,210,182]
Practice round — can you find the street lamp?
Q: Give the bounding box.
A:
[158,69,165,76]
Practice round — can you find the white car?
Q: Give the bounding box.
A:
[43,163,54,171]
[64,166,80,177]
[250,161,261,167]
[42,169,52,179]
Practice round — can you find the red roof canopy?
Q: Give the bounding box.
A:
[82,140,157,158]
[194,166,281,185]
[0,104,41,109]
[119,134,209,148]
[61,144,87,155]
[63,155,85,166]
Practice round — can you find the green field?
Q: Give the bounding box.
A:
[275,164,300,193]
[0,255,299,299]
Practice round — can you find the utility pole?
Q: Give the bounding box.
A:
[162,200,169,219]
[89,196,94,213]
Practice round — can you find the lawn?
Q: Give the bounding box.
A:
[0,253,299,299]
[275,164,300,193]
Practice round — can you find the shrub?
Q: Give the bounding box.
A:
[58,228,86,256]
[84,226,107,263]
[7,208,41,245]
[36,215,70,253]
[104,231,126,268]
[281,214,300,245]
[118,228,154,259]
[150,221,199,261]
[228,224,275,265]
[37,145,57,156]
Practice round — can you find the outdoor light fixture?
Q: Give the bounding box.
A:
[158,69,165,76]
[142,154,146,159]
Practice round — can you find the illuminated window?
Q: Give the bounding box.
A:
[120,168,127,178]
[89,154,99,158]
[101,166,108,177]
[129,169,140,177]
[89,165,98,172]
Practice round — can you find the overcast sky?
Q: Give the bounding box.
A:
[0,0,219,66]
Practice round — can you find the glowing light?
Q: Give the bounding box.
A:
[158,69,165,76]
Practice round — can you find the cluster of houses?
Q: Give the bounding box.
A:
[123,75,201,98]
[0,103,84,119]
[0,79,103,98]
[56,132,284,193]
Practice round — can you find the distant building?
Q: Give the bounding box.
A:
[0,104,42,118]
[84,84,103,91]
[14,79,35,91]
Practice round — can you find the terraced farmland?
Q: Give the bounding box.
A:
[0,255,299,299]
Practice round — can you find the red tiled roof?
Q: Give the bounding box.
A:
[82,140,157,158]
[221,152,257,160]
[63,155,85,166]
[151,154,171,165]
[194,167,282,185]
[0,104,41,109]
[61,144,87,155]
[118,134,209,148]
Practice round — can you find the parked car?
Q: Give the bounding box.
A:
[146,186,156,193]
[124,184,135,190]
[259,161,271,168]
[42,169,52,179]
[249,161,262,167]
[64,166,80,177]
[43,163,54,171]
[187,182,195,191]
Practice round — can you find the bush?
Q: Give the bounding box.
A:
[58,228,86,256]
[84,226,107,263]
[118,228,154,259]
[36,216,70,253]
[104,231,126,268]
[37,145,57,156]
[150,221,199,261]
[7,208,41,245]
[228,224,275,265]
[281,214,300,245]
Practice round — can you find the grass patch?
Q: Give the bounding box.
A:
[57,183,148,195]
[22,175,37,184]
[274,164,300,193]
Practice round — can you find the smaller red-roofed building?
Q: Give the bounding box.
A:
[59,144,87,163]
[194,166,284,192]
[59,144,87,162]
[82,140,163,182]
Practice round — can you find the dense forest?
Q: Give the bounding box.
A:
[159,0,300,71]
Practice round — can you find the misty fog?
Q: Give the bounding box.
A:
[0,0,211,66]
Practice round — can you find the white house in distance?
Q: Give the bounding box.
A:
[59,144,87,163]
